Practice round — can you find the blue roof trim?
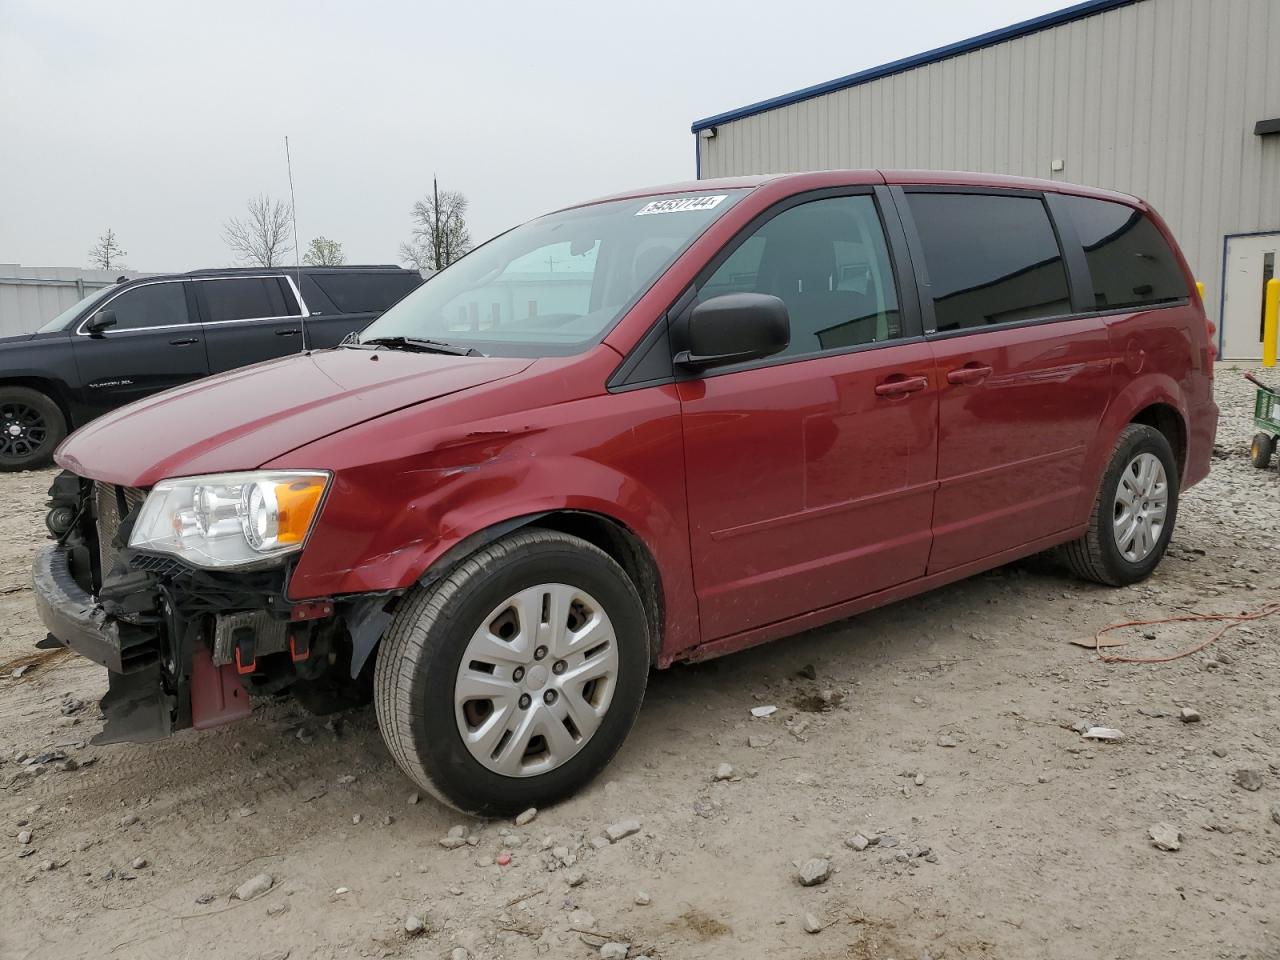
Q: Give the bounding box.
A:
[690,0,1142,132]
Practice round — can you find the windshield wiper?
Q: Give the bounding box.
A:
[358,336,484,357]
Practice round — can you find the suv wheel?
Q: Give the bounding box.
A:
[374,529,650,815]
[1062,424,1179,586]
[0,387,66,471]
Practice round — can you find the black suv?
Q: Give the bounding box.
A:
[0,265,423,470]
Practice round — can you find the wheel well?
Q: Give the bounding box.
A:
[0,377,72,428]
[1130,403,1187,477]
[528,512,665,666]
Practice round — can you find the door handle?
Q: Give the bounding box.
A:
[874,375,929,397]
[168,337,199,346]
[276,328,301,336]
[946,364,994,385]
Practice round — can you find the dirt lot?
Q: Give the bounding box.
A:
[2,374,1278,960]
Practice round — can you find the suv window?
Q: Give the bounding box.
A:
[906,192,1071,332]
[98,282,190,331]
[309,273,421,314]
[201,277,298,323]
[1056,195,1189,310]
[699,195,901,356]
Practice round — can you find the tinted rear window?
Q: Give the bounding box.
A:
[309,273,422,314]
[1057,195,1189,310]
[906,192,1072,332]
[202,277,297,323]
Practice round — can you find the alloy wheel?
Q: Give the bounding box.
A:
[0,401,48,463]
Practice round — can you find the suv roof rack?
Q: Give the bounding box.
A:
[180,265,407,277]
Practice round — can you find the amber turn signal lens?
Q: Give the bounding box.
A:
[274,478,327,545]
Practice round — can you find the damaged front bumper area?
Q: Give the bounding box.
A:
[33,472,385,745]
[32,541,178,743]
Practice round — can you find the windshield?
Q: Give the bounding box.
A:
[358,190,746,356]
[37,285,116,333]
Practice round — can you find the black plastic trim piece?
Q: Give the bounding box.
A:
[1043,191,1095,314]
[606,311,676,392]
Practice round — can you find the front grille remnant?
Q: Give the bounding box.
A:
[94,482,147,585]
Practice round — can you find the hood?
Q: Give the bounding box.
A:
[57,348,534,487]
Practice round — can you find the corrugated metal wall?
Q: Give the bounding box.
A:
[0,265,140,338]
[696,0,1280,329]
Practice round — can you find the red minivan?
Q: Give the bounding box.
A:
[34,171,1217,814]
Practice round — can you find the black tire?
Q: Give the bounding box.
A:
[1250,432,1274,469]
[0,386,65,471]
[1062,424,1179,586]
[374,528,650,815]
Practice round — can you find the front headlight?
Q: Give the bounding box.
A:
[129,471,330,569]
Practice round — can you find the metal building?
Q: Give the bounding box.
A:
[691,0,1280,361]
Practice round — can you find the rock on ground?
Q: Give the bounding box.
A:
[235,873,274,901]
[1149,823,1182,852]
[798,857,831,886]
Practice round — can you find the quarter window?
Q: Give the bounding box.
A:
[906,192,1071,332]
[201,277,298,323]
[699,195,902,357]
[1057,195,1190,310]
[97,282,189,331]
[309,273,422,314]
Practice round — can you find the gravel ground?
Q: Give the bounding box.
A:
[1,373,1278,960]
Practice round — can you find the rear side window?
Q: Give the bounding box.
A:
[201,277,298,323]
[99,282,189,330]
[309,272,422,314]
[1057,195,1189,310]
[906,192,1072,332]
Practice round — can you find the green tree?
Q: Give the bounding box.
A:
[303,236,346,266]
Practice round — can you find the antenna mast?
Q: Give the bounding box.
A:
[285,135,308,351]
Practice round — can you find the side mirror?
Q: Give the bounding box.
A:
[86,310,118,336]
[676,293,789,370]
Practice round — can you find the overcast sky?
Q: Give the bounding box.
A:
[1,0,1067,272]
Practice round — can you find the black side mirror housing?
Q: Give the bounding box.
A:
[675,293,790,370]
[86,310,117,336]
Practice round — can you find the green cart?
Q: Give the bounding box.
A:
[1246,372,1280,468]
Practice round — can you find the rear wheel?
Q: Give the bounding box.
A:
[0,387,65,471]
[1062,424,1179,586]
[374,528,650,815]
[1250,432,1274,469]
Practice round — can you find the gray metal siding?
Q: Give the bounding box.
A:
[697,0,1280,326]
[0,265,139,338]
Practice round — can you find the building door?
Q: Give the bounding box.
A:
[1222,233,1280,361]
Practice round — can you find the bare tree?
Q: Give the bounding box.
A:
[223,195,294,267]
[88,229,127,271]
[302,236,346,266]
[399,178,472,273]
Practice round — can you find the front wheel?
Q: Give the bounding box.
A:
[0,386,66,471]
[1062,424,1179,586]
[374,529,650,815]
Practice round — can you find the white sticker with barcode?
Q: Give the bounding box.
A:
[635,195,728,216]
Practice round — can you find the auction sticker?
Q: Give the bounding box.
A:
[635,195,727,216]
